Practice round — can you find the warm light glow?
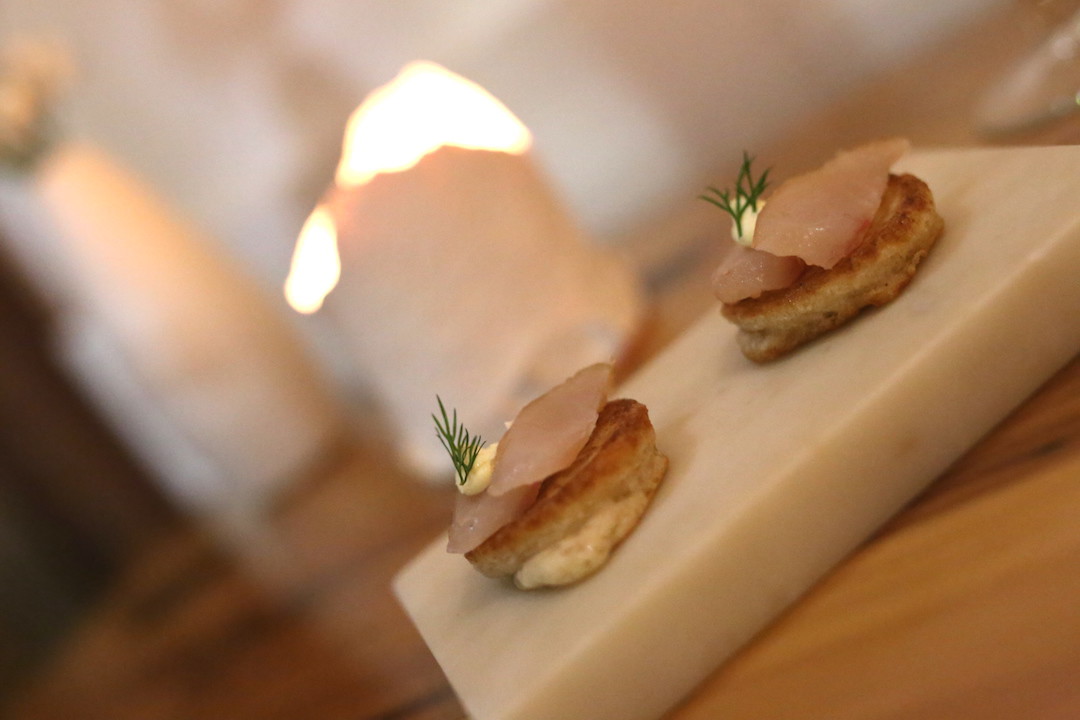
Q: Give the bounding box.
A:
[286,61,532,313]
[284,205,339,314]
[335,60,532,187]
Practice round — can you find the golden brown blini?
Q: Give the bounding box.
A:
[466,398,668,589]
[722,173,944,362]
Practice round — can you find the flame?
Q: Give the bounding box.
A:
[284,205,339,314]
[335,60,532,187]
[285,60,532,313]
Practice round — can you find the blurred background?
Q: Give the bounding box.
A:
[2,0,1078,714]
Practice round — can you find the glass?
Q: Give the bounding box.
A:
[975,4,1080,137]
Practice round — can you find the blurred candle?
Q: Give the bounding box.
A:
[7,143,344,515]
[286,61,643,478]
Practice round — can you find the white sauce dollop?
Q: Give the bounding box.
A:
[458,442,498,496]
[733,200,765,247]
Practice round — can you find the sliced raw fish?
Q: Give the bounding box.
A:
[712,244,806,304]
[487,362,612,496]
[753,138,909,268]
[447,482,540,554]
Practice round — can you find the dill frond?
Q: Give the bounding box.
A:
[700,151,771,239]
[433,396,485,485]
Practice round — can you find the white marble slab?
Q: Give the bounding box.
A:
[394,145,1080,720]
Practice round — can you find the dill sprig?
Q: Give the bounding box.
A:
[433,396,485,486]
[700,151,771,240]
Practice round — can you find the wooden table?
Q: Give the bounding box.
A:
[8,6,1080,719]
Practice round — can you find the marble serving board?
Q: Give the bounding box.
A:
[393,145,1080,720]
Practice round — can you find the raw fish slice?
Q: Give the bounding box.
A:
[753,138,910,268]
[712,244,806,304]
[487,363,613,496]
[447,483,540,554]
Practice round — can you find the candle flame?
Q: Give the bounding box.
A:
[284,205,339,314]
[285,60,532,313]
[335,60,532,187]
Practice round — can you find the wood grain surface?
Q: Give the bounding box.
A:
[668,358,1080,720]
[7,4,1080,719]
